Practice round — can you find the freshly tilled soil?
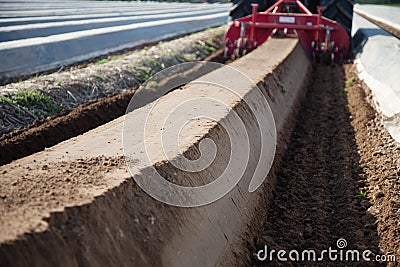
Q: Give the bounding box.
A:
[250,64,399,266]
[0,156,126,240]
[346,64,400,266]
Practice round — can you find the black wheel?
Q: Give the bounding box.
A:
[229,0,275,20]
[321,0,354,36]
[306,0,321,14]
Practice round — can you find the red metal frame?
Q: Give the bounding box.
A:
[224,0,350,62]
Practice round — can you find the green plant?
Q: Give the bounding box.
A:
[96,59,108,65]
[111,56,121,61]
[344,87,350,93]
[163,50,180,58]
[145,58,162,68]
[168,52,190,62]
[181,54,192,61]
[0,95,12,105]
[134,66,154,82]
[206,37,216,46]
[357,189,367,199]
[204,45,216,53]
[346,77,355,85]
[2,90,60,115]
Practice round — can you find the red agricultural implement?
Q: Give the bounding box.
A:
[224,0,352,63]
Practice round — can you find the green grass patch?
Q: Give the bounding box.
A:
[145,58,162,67]
[162,50,191,61]
[0,96,13,105]
[206,37,216,46]
[163,50,180,58]
[1,90,60,115]
[96,59,109,65]
[135,66,154,82]
[204,45,216,53]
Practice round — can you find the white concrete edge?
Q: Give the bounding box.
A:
[0,2,230,18]
[0,6,225,24]
[354,5,400,31]
[0,20,226,79]
[0,13,227,49]
[0,8,229,32]
[354,57,400,143]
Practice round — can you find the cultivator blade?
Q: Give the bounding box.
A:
[225,0,350,64]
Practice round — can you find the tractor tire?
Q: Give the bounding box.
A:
[229,0,274,20]
[322,0,354,36]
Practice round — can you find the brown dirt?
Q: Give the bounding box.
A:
[250,63,399,266]
[0,156,185,267]
[0,156,126,237]
[345,64,400,266]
